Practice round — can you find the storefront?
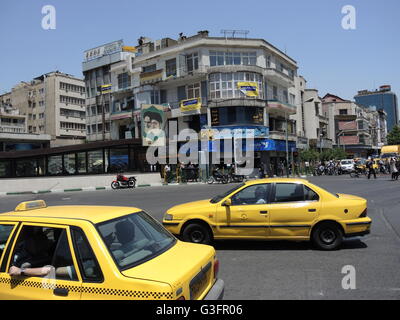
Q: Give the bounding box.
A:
[0,138,146,178]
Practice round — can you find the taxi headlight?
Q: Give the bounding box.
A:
[164,213,174,221]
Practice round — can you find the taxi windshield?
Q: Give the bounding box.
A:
[210,183,245,203]
[97,211,176,271]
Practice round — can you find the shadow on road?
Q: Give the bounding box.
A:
[212,238,368,251]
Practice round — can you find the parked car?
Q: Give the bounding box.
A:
[163,178,371,250]
[0,200,224,300]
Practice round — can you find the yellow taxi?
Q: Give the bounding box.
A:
[0,200,223,300]
[163,178,371,250]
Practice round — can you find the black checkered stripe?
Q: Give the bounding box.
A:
[0,277,173,299]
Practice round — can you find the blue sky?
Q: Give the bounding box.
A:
[1,0,399,100]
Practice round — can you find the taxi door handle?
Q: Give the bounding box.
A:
[54,288,69,297]
[308,209,316,212]
[260,211,268,214]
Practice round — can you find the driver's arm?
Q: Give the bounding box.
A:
[9,265,53,277]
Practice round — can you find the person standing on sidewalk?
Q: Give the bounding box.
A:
[366,157,376,180]
[389,158,398,181]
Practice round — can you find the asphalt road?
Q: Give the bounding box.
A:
[1,175,399,300]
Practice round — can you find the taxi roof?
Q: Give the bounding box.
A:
[0,205,143,225]
[244,177,310,185]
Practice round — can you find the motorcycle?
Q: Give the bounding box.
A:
[111,173,137,189]
[207,171,228,184]
[227,172,245,183]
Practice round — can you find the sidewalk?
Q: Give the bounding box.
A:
[0,172,163,196]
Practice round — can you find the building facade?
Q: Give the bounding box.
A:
[83,31,299,175]
[289,76,332,151]
[354,85,398,131]
[3,71,86,148]
[322,93,386,158]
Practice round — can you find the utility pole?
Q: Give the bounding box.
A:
[285,112,289,178]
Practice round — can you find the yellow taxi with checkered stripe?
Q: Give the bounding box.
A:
[163,178,372,250]
[0,200,223,300]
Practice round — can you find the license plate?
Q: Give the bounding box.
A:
[190,262,211,300]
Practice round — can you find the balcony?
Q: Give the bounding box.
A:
[309,138,333,149]
[267,100,296,116]
[264,68,294,87]
[140,69,163,85]
[269,130,297,142]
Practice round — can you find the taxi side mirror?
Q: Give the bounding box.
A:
[222,199,232,207]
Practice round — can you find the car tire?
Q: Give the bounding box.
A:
[207,177,215,184]
[312,222,343,250]
[182,222,212,245]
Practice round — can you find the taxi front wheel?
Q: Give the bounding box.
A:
[182,223,212,245]
[312,222,343,250]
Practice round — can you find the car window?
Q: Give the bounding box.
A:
[231,184,270,206]
[304,185,320,201]
[273,183,305,203]
[9,225,79,280]
[0,224,15,258]
[97,211,176,271]
[52,229,78,281]
[71,227,103,282]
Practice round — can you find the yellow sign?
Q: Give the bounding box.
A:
[237,82,258,97]
[100,84,112,94]
[180,98,202,112]
[122,46,137,53]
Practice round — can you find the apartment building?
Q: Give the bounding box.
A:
[84,31,299,174]
[6,71,86,147]
[289,76,332,151]
[322,93,385,157]
[0,93,51,152]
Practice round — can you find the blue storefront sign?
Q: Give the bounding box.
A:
[199,138,296,153]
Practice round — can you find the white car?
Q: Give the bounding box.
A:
[340,159,355,173]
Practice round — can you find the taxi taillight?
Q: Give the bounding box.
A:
[213,259,220,279]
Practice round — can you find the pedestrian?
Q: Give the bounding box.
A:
[389,158,398,181]
[366,157,376,179]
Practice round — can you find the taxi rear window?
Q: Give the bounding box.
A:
[97,211,176,271]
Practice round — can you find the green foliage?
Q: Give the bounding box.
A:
[387,125,400,145]
[298,148,348,162]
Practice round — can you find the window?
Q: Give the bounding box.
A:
[71,227,103,282]
[117,72,131,89]
[97,212,176,270]
[52,230,78,281]
[10,226,77,280]
[209,72,264,100]
[339,109,348,115]
[187,83,201,99]
[48,155,63,175]
[209,51,256,66]
[0,224,15,257]
[142,64,156,73]
[165,58,177,77]
[186,52,199,72]
[272,183,319,203]
[231,184,270,206]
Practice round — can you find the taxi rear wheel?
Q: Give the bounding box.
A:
[182,222,212,245]
[312,222,343,250]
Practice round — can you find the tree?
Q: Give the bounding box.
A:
[387,125,400,145]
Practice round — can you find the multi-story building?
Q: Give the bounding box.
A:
[85,31,299,174]
[289,76,332,151]
[82,40,137,142]
[5,71,86,147]
[354,85,398,131]
[0,93,51,152]
[322,93,384,157]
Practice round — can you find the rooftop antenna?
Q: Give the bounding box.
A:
[220,29,249,39]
